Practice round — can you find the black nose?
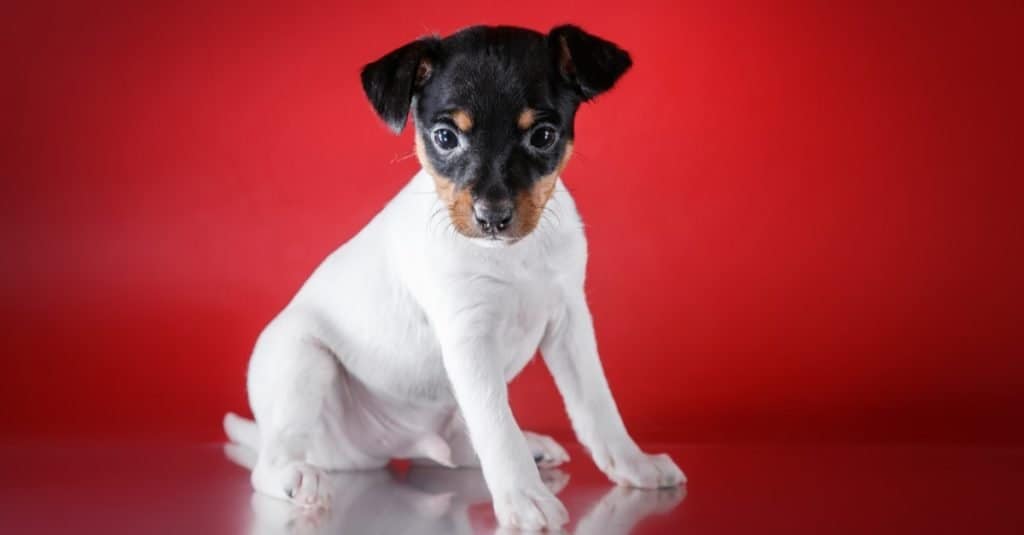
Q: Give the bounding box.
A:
[473,201,513,233]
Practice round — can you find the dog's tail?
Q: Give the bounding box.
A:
[223,412,261,450]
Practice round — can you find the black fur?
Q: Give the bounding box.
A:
[361,25,631,237]
[548,25,633,101]
[361,37,442,134]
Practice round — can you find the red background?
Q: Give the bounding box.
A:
[3,1,1021,444]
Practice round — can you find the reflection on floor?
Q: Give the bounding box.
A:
[224,437,681,534]
[0,442,1021,534]
[245,463,682,535]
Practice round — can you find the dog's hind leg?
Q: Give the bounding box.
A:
[250,336,336,507]
[409,409,479,468]
[417,410,569,469]
[244,315,387,507]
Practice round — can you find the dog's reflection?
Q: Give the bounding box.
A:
[570,484,685,535]
[229,444,683,535]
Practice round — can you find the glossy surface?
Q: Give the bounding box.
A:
[1,442,1021,534]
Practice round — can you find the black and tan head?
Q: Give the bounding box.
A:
[360,25,631,245]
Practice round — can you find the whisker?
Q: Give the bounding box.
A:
[427,205,446,235]
[543,204,561,225]
[571,148,592,161]
[390,151,418,164]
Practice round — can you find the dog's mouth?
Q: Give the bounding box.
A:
[453,218,528,245]
[470,234,517,248]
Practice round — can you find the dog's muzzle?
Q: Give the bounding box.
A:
[472,200,514,234]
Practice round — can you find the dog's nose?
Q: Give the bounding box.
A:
[473,201,513,233]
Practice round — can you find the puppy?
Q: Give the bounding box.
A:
[224,24,685,531]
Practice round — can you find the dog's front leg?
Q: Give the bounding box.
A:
[437,326,569,530]
[541,293,686,488]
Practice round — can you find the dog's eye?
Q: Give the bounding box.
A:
[529,126,558,150]
[433,128,459,151]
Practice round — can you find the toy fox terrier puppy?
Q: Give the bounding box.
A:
[225,24,685,531]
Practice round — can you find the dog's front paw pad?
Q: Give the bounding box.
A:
[524,431,571,468]
[599,451,686,489]
[493,486,569,530]
[278,462,331,508]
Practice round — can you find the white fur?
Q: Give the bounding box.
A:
[225,169,685,529]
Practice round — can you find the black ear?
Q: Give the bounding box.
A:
[548,25,632,101]
[360,37,441,134]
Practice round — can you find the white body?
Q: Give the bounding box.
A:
[225,169,684,530]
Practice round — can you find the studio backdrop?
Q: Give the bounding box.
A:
[3,1,1021,444]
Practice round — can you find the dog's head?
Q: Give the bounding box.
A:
[361,25,631,245]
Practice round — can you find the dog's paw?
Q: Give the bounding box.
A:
[282,462,331,507]
[592,447,686,489]
[253,459,332,508]
[539,468,571,494]
[492,483,569,531]
[524,431,571,468]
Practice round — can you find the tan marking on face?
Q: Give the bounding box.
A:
[517,108,536,130]
[415,133,478,237]
[451,109,473,132]
[513,141,573,238]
